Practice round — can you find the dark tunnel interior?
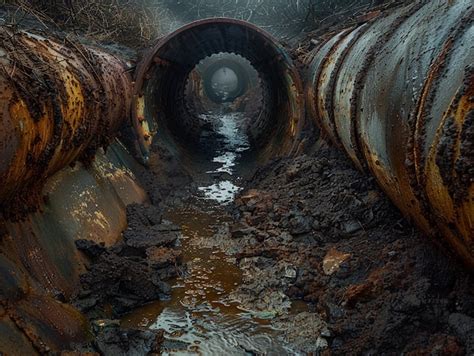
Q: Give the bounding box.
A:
[132,18,304,167]
[198,54,255,104]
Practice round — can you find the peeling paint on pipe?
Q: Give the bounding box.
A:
[306,0,474,269]
[0,28,132,218]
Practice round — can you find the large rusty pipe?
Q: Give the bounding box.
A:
[306,0,473,269]
[132,18,305,164]
[0,28,132,217]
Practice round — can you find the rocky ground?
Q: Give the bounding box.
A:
[68,138,474,355]
[200,146,474,355]
[69,203,184,355]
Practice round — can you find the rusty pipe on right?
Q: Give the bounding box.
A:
[305,0,474,269]
[0,28,132,218]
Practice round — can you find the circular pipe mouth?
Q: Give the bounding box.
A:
[209,67,240,102]
[132,18,305,165]
[202,58,251,103]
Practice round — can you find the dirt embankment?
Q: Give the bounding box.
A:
[74,203,183,318]
[217,146,474,354]
[63,142,193,354]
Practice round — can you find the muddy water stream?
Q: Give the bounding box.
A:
[122,112,303,355]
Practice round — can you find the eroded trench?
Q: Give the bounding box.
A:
[0,2,473,355]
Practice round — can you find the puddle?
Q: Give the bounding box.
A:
[122,112,304,355]
[198,181,241,204]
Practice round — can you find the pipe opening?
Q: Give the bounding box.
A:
[209,67,240,100]
[132,18,304,169]
[197,53,258,105]
[182,53,264,149]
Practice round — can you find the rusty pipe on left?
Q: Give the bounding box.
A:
[0,28,132,218]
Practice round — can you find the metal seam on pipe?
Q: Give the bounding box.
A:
[0,29,132,219]
[324,23,371,150]
[350,2,428,171]
[411,9,474,201]
[306,0,474,270]
[316,27,355,147]
[306,28,353,146]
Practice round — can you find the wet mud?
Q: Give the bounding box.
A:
[69,109,474,355]
[121,204,301,355]
[219,148,474,354]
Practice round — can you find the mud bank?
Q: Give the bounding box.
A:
[106,111,474,355]
[206,146,474,354]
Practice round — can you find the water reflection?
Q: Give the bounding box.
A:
[198,112,250,204]
[122,113,302,355]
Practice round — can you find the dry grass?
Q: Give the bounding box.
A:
[1,0,164,48]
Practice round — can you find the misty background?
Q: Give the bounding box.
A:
[156,0,387,39]
[1,0,393,47]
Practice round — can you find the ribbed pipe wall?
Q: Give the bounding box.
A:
[305,0,473,269]
[132,18,305,164]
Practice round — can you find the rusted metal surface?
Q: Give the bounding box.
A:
[0,316,39,355]
[132,18,305,164]
[6,295,89,354]
[305,28,352,144]
[306,0,474,269]
[0,141,147,352]
[0,28,133,218]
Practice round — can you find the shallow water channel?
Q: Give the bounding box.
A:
[122,112,304,355]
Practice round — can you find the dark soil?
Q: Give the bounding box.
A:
[62,320,164,356]
[68,141,193,354]
[73,203,183,318]
[70,203,183,355]
[133,139,196,208]
[224,146,474,355]
[91,323,163,356]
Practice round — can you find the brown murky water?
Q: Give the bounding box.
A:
[123,112,304,354]
[122,204,304,355]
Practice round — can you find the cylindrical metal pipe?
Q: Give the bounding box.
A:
[305,0,474,269]
[0,29,132,218]
[132,18,305,165]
